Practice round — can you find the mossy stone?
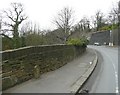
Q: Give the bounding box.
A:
[33,65,40,79]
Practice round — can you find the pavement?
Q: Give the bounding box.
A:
[3,48,97,93]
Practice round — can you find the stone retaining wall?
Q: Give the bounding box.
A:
[1,44,86,90]
[89,29,119,45]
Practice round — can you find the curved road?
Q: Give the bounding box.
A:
[86,45,119,93]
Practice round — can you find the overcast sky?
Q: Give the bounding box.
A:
[0,0,119,30]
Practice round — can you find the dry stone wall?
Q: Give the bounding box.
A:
[1,44,86,90]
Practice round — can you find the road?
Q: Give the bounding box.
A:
[82,45,119,93]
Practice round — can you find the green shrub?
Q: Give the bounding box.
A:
[99,23,119,31]
[66,38,88,47]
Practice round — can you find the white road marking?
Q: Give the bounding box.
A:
[88,46,119,93]
[111,60,119,93]
[101,48,119,93]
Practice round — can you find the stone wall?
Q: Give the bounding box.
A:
[89,29,119,45]
[89,30,110,45]
[1,44,86,90]
[113,29,119,45]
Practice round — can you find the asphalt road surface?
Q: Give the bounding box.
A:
[82,45,119,93]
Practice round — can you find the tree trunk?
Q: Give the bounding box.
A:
[13,25,20,48]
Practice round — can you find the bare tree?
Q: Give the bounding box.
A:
[94,10,105,31]
[118,1,120,26]
[2,2,27,48]
[78,16,91,32]
[0,14,2,30]
[108,2,119,25]
[72,16,91,33]
[54,7,74,42]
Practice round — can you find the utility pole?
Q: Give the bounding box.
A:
[109,15,114,46]
[118,1,120,46]
[109,30,113,46]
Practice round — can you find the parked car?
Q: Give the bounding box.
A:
[94,42,100,46]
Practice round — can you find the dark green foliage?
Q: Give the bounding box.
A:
[66,37,88,47]
[2,37,14,50]
[24,33,47,46]
[99,23,119,31]
[2,32,47,50]
[66,38,82,45]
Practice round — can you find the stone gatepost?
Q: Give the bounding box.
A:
[33,65,40,79]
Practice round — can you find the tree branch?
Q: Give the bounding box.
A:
[0,33,12,40]
[18,16,27,24]
[4,10,15,22]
